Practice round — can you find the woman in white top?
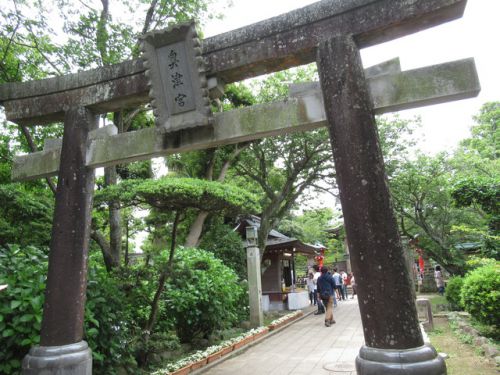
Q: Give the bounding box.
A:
[306,273,315,305]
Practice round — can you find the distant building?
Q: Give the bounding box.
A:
[235,215,321,310]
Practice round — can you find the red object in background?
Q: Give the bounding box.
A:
[412,241,425,275]
[315,248,326,269]
[418,254,425,274]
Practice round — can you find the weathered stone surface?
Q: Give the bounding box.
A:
[416,298,434,331]
[317,34,423,349]
[203,0,467,83]
[140,21,212,132]
[0,0,467,125]
[247,246,264,327]
[370,57,479,113]
[22,341,92,375]
[40,107,98,346]
[483,345,499,358]
[11,58,480,181]
[356,344,446,374]
[2,71,149,125]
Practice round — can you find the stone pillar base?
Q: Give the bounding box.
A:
[356,344,446,375]
[22,341,92,375]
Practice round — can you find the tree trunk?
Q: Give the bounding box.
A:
[103,111,124,269]
[184,211,209,247]
[104,165,121,268]
[183,144,249,247]
[124,219,129,267]
[139,211,181,366]
[90,229,114,272]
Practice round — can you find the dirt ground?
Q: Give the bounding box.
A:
[428,317,498,375]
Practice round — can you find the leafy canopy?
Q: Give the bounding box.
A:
[95,177,260,216]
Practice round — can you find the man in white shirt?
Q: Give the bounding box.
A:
[312,265,325,314]
[340,270,348,299]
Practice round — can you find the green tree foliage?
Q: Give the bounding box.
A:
[162,247,244,343]
[387,102,500,274]
[1,0,221,76]
[448,101,500,259]
[84,262,140,373]
[231,66,335,256]
[459,101,499,161]
[0,128,55,247]
[460,262,500,326]
[199,220,247,279]
[278,208,334,245]
[0,0,222,271]
[0,243,248,373]
[377,115,421,176]
[390,153,475,274]
[95,177,260,215]
[445,276,464,310]
[451,176,499,258]
[96,176,258,362]
[0,245,46,374]
[0,183,54,247]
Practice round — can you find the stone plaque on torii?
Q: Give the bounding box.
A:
[0,1,480,374]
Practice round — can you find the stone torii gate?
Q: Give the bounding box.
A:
[0,0,480,374]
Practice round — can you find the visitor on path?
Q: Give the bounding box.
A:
[344,272,352,299]
[313,265,325,314]
[340,270,348,300]
[317,266,336,327]
[332,268,345,300]
[306,272,316,305]
[350,272,357,299]
[434,266,445,295]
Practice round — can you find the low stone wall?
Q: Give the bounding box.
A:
[446,312,499,367]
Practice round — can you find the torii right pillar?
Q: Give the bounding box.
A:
[317,35,446,374]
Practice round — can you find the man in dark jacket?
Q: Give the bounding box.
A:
[316,267,336,327]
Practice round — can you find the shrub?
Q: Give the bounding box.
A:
[446,276,465,310]
[0,245,47,374]
[0,247,147,375]
[84,261,141,374]
[163,247,244,343]
[199,222,247,280]
[460,263,499,326]
[465,256,496,272]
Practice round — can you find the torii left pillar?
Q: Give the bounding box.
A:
[22,107,97,374]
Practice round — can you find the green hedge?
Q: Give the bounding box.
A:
[0,245,47,374]
[460,263,499,326]
[0,245,247,373]
[163,247,245,343]
[445,276,464,310]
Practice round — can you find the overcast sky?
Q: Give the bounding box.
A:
[203,0,500,155]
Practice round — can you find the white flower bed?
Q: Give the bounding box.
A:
[152,314,299,374]
[269,311,302,326]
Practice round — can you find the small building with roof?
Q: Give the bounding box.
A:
[235,215,322,310]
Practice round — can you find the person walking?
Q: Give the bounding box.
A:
[306,272,316,305]
[316,266,336,327]
[313,265,325,314]
[434,266,445,295]
[340,270,348,300]
[332,268,345,300]
[344,272,352,299]
[350,272,357,299]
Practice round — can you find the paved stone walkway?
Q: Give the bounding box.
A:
[202,298,364,375]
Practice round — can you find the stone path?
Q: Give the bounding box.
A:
[201,298,364,375]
